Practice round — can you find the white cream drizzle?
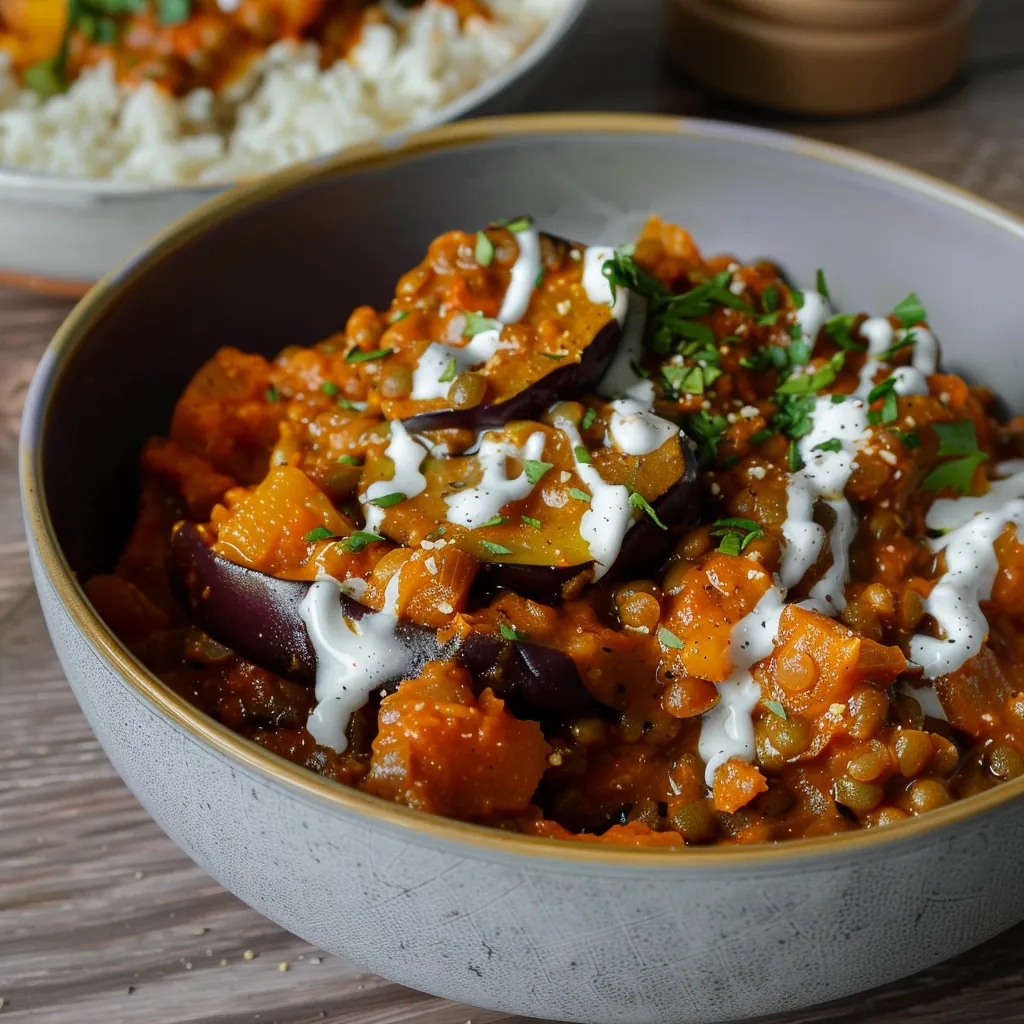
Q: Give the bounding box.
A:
[911,501,1024,679]
[700,584,787,785]
[303,567,413,753]
[795,290,830,343]
[607,397,679,456]
[854,318,938,400]
[444,430,548,529]
[498,221,542,324]
[555,416,632,579]
[360,421,429,534]
[582,246,629,324]
[409,328,504,401]
[926,460,1024,533]
[780,396,870,614]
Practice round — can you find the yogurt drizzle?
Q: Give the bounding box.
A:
[360,421,429,534]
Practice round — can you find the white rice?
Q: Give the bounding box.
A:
[0,0,566,184]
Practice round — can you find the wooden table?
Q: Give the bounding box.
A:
[4,2,1024,1021]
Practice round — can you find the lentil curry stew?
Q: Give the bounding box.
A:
[88,217,1024,848]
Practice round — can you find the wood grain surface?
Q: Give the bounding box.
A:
[4,1,1024,1021]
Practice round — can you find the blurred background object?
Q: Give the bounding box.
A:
[663,0,976,116]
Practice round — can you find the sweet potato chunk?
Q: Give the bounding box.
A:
[364,662,549,820]
[712,758,769,814]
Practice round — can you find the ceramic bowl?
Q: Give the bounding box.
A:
[0,0,590,295]
[20,114,1024,1024]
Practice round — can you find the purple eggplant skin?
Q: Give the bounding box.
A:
[474,433,700,599]
[166,522,609,723]
[400,317,623,434]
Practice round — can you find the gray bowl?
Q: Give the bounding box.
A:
[20,114,1024,1024]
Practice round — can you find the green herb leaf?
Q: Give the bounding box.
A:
[337,398,361,411]
[321,381,339,396]
[368,492,406,508]
[574,445,592,464]
[521,515,543,529]
[823,313,865,352]
[499,622,528,642]
[23,57,67,97]
[815,269,831,302]
[812,438,843,453]
[867,376,899,426]
[438,356,458,384]
[896,429,921,450]
[426,525,447,540]
[877,331,916,362]
[749,427,774,446]
[893,292,927,329]
[789,285,805,310]
[658,625,685,650]
[831,393,847,404]
[481,540,514,556]
[775,352,845,396]
[581,407,597,431]
[337,454,361,466]
[479,516,506,528]
[921,420,989,494]
[346,347,393,363]
[474,230,494,267]
[498,216,533,234]
[709,516,764,555]
[535,265,546,288]
[761,285,779,313]
[789,438,804,472]
[524,459,553,485]
[628,491,667,529]
[762,699,788,720]
[157,0,191,24]
[339,531,384,553]
[569,487,592,502]
[304,526,337,543]
[265,386,280,404]
[389,310,410,323]
[463,312,501,338]
[684,410,729,467]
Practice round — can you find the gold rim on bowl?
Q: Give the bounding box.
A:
[20,112,1024,868]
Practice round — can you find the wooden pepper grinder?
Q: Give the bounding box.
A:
[664,0,977,116]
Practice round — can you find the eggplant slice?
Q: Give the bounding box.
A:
[167,522,609,723]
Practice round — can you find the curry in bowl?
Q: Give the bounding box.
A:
[86,216,1024,848]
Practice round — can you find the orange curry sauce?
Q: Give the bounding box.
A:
[87,217,1024,848]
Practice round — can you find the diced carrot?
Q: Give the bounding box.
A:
[661,553,774,683]
[712,758,769,814]
[525,818,684,848]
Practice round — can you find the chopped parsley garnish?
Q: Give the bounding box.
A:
[762,699,788,720]
[831,393,847,404]
[158,0,191,24]
[815,269,831,302]
[265,386,280,403]
[368,492,406,508]
[823,313,865,352]
[474,231,494,267]
[662,363,723,396]
[481,540,514,556]
[569,487,592,503]
[337,398,361,411]
[536,265,546,288]
[877,331,916,361]
[479,516,506,528]
[337,454,361,466]
[581,407,597,431]
[497,216,533,233]
[426,525,447,540]
[521,515,543,529]
[709,517,764,556]
[304,527,337,543]
[867,376,899,426]
[541,351,565,360]
[321,381,339,396]
[389,310,410,323]
[789,285,805,310]
[812,438,843,453]
[346,347,393,363]
[657,625,685,650]
[628,491,667,529]
[896,429,922,449]
[499,622,528,642]
[438,356,458,383]
[749,427,774,447]
[775,353,845,396]
[524,459,553,485]
[339,531,384,553]
[463,312,501,337]
[761,285,779,313]
[684,410,729,467]
[893,292,927,329]
[789,439,804,472]
[921,420,989,494]
[773,394,817,440]
[574,445,592,464]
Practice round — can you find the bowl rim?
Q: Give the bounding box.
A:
[21,111,1024,869]
[0,0,590,199]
